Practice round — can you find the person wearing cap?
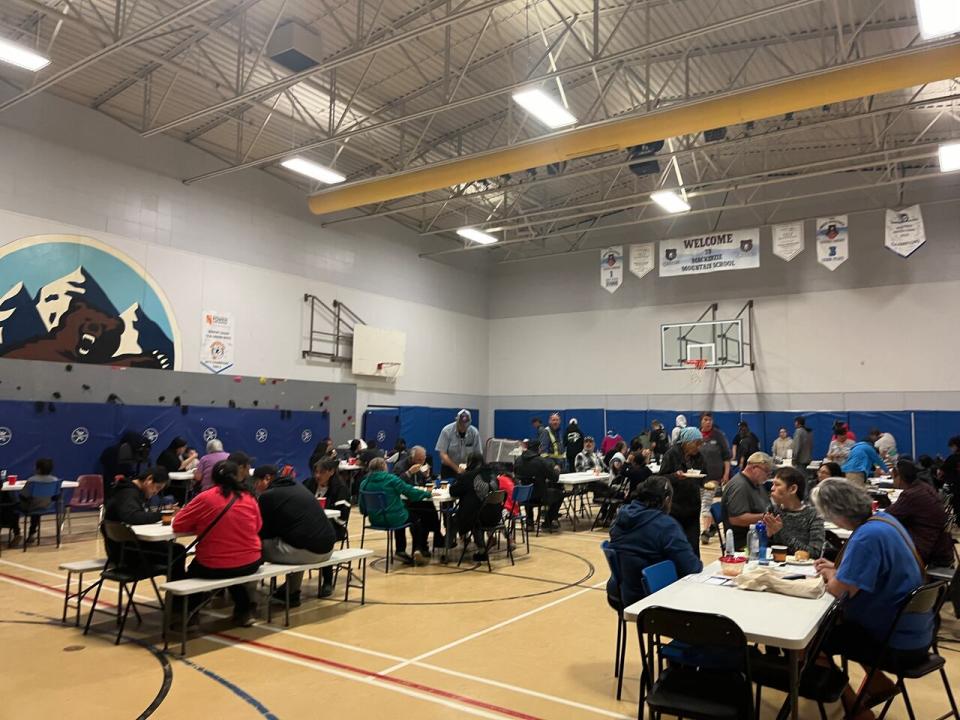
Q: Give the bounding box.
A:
[227,451,254,490]
[658,427,706,555]
[255,462,337,606]
[539,413,566,468]
[670,414,688,446]
[435,410,481,480]
[722,451,773,551]
[564,418,584,473]
[574,436,604,472]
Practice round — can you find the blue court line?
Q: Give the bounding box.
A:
[176,655,280,720]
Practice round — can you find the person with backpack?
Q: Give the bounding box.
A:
[564,418,584,473]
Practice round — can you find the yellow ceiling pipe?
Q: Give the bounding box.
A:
[309,44,960,216]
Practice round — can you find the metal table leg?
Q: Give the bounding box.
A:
[788,648,800,720]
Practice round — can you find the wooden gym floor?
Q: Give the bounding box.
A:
[1,514,958,720]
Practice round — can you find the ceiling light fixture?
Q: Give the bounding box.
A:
[511,88,577,129]
[650,190,691,213]
[457,228,498,245]
[915,0,960,39]
[0,37,50,72]
[280,157,345,184]
[938,142,960,172]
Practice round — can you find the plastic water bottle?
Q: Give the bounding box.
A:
[757,520,769,565]
[747,523,759,561]
[724,529,735,557]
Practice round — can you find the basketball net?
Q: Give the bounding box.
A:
[375,361,402,381]
[683,358,708,383]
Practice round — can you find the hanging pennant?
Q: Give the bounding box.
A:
[600,246,624,293]
[815,215,849,271]
[884,205,926,257]
[628,242,655,279]
[772,221,804,261]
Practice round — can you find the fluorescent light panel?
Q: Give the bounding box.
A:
[280,157,345,184]
[511,89,576,129]
[650,190,691,213]
[915,0,960,39]
[938,142,960,172]
[457,228,498,245]
[0,37,50,72]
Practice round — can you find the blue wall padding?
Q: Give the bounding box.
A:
[399,406,479,471]
[361,409,401,453]
[0,400,329,480]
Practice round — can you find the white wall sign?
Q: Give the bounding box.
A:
[816,216,849,271]
[628,242,655,279]
[200,310,234,373]
[600,246,624,293]
[772,221,804,261]
[885,205,926,257]
[659,228,760,277]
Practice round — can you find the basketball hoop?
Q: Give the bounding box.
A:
[375,361,402,381]
[682,358,708,383]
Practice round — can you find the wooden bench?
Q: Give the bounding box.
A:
[59,558,107,627]
[160,548,373,654]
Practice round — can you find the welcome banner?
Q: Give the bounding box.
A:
[659,228,760,277]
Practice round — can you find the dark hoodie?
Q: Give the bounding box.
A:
[515,448,555,500]
[564,422,584,464]
[606,501,703,606]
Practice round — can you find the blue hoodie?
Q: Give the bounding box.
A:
[606,501,703,606]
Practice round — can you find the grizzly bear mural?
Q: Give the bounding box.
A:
[0,236,179,370]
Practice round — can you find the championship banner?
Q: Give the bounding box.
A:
[772,221,804,261]
[629,242,655,279]
[816,215,849,271]
[885,205,926,257]
[658,228,759,277]
[600,246,623,293]
[200,310,234,373]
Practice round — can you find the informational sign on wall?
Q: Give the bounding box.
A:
[815,215,849,271]
[200,310,234,374]
[884,205,926,257]
[600,246,624,293]
[629,242,655,279]
[659,228,759,277]
[772,221,805,261]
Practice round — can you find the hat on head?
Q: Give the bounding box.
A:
[678,427,703,443]
[569,417,578,425]
[457,409,472,422]
[747,451,773,469]
[253,464,278,480]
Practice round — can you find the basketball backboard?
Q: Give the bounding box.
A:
[661,319,744,370]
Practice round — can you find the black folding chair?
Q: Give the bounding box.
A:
[84,521,166,645]
[637,606,754,720]
[592,473,628,531]
[457,490,513,572]
[846,580,959,720]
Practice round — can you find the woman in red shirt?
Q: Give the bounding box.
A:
[173,460,262,626]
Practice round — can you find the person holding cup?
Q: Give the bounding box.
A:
[393,445,432,485]
[762,466,824,558]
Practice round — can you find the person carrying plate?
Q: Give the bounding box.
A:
[658,427,706,557]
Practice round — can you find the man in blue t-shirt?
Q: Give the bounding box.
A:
[841,430,888,486]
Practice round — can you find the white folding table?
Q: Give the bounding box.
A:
[558,471,610,530]
[623,561,836,720]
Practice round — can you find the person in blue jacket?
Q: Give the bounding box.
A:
[842,430,888,486]
[606,475,703,607]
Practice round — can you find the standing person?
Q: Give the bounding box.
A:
[658,427,706,557]
[771,427,793,463]
[255,463,336,607]
[826,425,856,464]
[731,421,760,470]
[842,430,888,486]
[873,428,898,464]
[721,452,773,551]
[194,439,229,492]
[698,412,731,543]
[762,466,825,557]
[359,458,435,566]
[173,460,263,627]
[792,416,813,468]
[649,420,670,461]
[575,436,604,472]
[539,413,566,468]
[940,436,960,519]
[670,414,688,446]
[435,410,481,480]
[564,418,584,473]
[887,460,954,567]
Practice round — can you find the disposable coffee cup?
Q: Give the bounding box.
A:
[161,510,175,526]
[771,545,788,562]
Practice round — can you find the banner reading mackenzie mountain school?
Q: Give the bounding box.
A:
[659,228,760,277]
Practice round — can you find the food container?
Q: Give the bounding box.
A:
[160,509,175,526]
[771,545,788,562]
[719,555,747,577]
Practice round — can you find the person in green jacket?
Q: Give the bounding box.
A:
[359,457,435,565]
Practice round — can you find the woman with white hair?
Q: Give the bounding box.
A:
[811,478,932,719]
[194,438,229,493]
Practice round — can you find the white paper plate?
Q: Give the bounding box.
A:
[682,471,705,478]
[785,555,814,566]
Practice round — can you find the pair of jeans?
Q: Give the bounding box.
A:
[261,537,332,594]
[186,558,261,615]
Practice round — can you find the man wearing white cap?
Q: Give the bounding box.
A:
[436,410,481,480]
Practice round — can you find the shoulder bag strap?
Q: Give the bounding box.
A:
[183,492,240,554]
[867,514,926,573]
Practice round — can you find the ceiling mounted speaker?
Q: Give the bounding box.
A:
[267,22,323,72]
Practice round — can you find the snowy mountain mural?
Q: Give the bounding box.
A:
[0,237,178,370]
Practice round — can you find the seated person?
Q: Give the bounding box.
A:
[721,452,773,551]
[497,472,518,516]
[603,440,628,471]
[255,464,336,604]
[817,461,844,483]
[450,454,502,560]
[104,466,186,579]
[227,451,253,490]
[887,459,954,567]
[761,466,824,557]
[393,445,432,484]
[173,460,263,627]
[156,437,197,473]
[15,458,60,546]
[359,458,434,566]
[574,436,605,472]
[812,479,932,720]
[194,439,229,492]
[304,458,353,587]
[623,451,652,496]
[606,476,703,607]
[658,429,706,557]
[515,438,563,531]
